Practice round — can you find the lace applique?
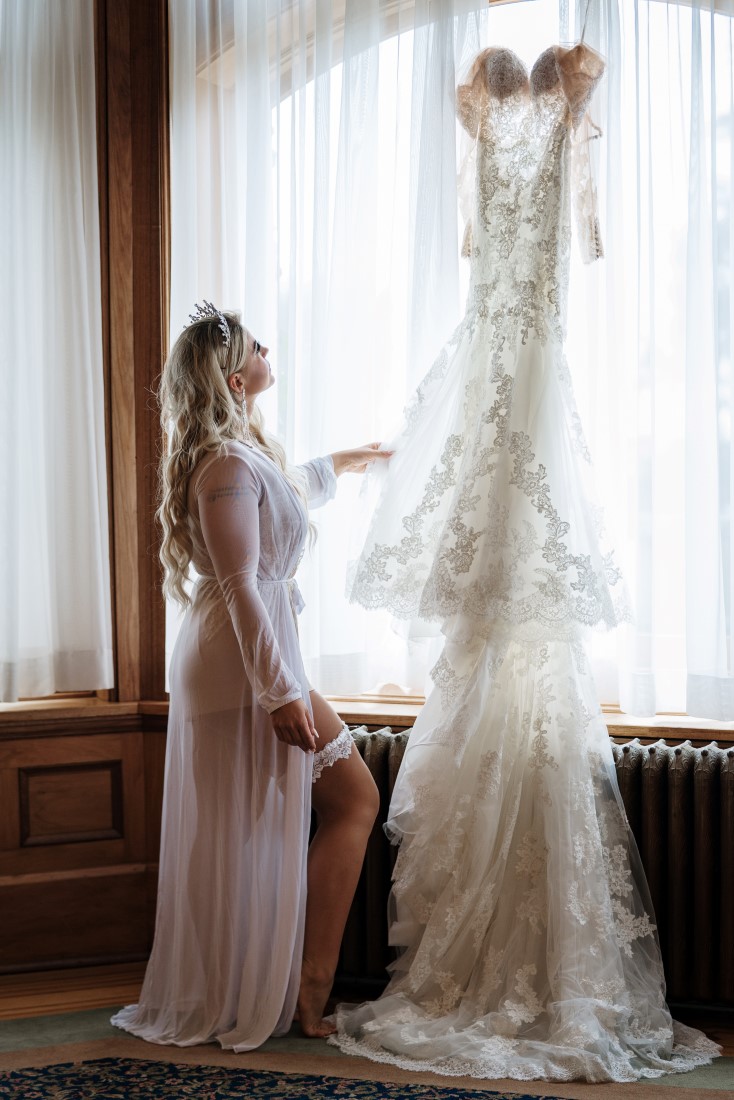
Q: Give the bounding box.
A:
[567,880,596,928]
[510,519,540,562]
[528,686,560,776]
[312,722,353,782]
[470,882,499,952]
[430,652,467,708]
[605,843,635,898]
[503,964,543,1028]
[475,750,501,801]
[514,832,549,934]
[573,827,601,871]
[611,901,656,957]
[476,945,505,997]
[424,971,465,1018]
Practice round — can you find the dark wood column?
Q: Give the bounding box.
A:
[95,0,170,702]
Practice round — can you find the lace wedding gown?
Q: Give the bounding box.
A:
[331,44,721,1082]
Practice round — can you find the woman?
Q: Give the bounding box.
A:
[112,303,388,1048]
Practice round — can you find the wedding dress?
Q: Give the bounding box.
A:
[331,44,721,1082]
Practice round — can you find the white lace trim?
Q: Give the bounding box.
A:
[328,1027,721,1084]
[312,723,353,782]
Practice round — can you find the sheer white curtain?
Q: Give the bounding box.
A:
[0,0,113,701]
[168,0,486,694]
[573,0,734,719]
[169,0,733,718]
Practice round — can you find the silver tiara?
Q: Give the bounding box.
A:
[185,300,231,349]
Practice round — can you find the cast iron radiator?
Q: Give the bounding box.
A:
[334,730,734,1009]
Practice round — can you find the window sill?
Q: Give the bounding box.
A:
[1,697,731,744]
[0,698,138,723]
[601,711,734,744]
[330,697,734,743]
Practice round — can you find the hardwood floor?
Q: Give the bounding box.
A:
[0,963,732,1057]
[0,962,145,1020]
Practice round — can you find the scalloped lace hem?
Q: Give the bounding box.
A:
[328,1028,721,1084]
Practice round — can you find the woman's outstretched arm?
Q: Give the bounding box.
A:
[330,442,393,476]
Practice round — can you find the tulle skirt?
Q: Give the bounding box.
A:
[348,307,631,643]
[331,629,721,1081]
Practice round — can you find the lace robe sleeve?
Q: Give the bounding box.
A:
[297,455,337,509]
[555,43,606,264]
[196,452,304,714]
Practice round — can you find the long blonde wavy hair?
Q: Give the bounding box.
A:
[157,311,309,608]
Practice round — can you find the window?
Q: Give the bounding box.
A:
[168,0,734,719]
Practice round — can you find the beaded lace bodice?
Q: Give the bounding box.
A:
[347,43,627,643]
[459,42,605,344]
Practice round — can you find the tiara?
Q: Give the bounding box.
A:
[185,300,231,349]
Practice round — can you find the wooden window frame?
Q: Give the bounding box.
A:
[95,0,170,704]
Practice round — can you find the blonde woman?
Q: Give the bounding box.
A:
[112,304,388,1048]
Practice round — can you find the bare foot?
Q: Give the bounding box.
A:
[298,958,336,1038]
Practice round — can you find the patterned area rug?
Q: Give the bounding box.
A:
[0,1057,557,1099]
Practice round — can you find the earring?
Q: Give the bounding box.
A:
[241,395,253,447]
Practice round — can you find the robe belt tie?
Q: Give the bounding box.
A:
[195,575,304,619]
[257,576,305,630]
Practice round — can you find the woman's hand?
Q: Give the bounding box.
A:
[270,698,319,753]
[331,442,394,476]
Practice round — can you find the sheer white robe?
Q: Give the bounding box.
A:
[113,443,336,1049]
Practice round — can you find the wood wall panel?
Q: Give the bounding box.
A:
[0,867,148,970]
[0,839,128,878]
[0,725,149,969]
[0,733,142,864]
[99,0,169,702]
[0,769,20,853]
[19,761,123,846]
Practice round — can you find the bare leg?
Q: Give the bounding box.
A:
[297,690,380,1038]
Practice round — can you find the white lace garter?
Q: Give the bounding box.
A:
[312,722,353,782]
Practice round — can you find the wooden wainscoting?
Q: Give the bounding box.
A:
[0,705,166,972]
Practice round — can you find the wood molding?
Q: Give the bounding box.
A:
[97,0,169,702]
[1,697,732,743]
[0,703,140,741]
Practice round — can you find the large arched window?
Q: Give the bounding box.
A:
[168,0,734,720]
